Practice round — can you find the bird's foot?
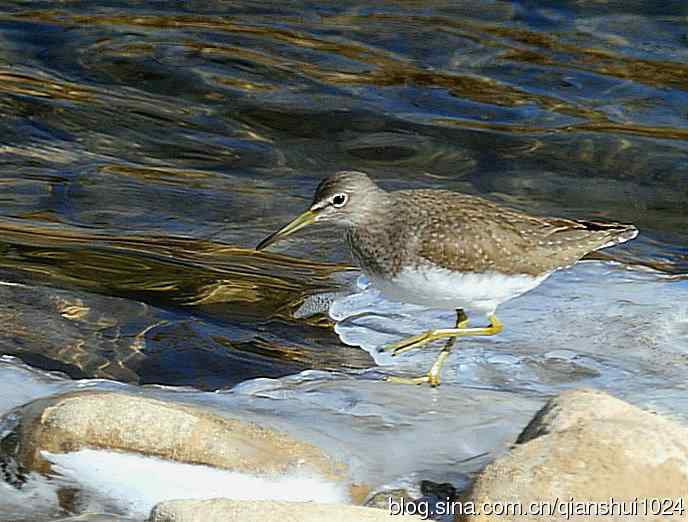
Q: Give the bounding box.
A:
[378,330,444,357]
[379,312,501,386]
[378,320,499,357]
[383,349,449,387]
[384,373,439,387]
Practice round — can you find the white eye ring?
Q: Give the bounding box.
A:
[331,193,348,208]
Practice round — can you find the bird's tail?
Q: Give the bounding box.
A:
[578,221,639,249]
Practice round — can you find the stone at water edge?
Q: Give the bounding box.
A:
[364,488,414,511]
[54,515,135,522]
[148,499,425,522]
[516,388,649,443]
[0,390,348,500]
[458,389,688,522]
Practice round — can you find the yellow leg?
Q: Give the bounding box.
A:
[385,310,502,387]
[380,312,501,356]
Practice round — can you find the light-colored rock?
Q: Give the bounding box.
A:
[365,488,413,510]
[460,389,688,521]
[2,390,343,481]
[516,388,645,443]
[148,499,425,522]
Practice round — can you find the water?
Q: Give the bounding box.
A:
[0,1,687,520]
[0,357,541,520]
[333,263,688,399]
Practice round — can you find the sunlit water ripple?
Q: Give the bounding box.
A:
[0,1,687,520]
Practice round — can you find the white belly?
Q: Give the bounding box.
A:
[370,265,550,315]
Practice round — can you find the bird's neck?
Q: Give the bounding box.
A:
[345,193,405,278]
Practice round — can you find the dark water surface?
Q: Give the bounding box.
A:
[0,1,686,388]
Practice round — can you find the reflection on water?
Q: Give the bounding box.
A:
[0,221,373,388]
[0,0,687,519]
[0,0,686,380]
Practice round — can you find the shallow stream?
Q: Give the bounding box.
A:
[0,1,686,520]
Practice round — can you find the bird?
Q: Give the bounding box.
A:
[256,170,638,386]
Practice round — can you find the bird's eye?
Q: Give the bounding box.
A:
[331,193,348,208]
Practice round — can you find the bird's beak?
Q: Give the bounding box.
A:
[256,209,318,251]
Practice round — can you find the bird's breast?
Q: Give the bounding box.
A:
[369,264,551,313]
[345,227,404,278]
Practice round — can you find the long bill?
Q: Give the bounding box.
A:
[256,209,318,251]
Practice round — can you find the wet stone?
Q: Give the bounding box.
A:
[148,498,425,522]
[2,390,344,477]
[460,389,688,522]
[365,488,414,510]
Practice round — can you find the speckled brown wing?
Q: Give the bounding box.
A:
[400,190,637,276]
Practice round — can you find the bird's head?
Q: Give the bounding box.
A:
[256,170,382,250]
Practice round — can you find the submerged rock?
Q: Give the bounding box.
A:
[148,498,424,522]
[460,389,688,521]
[0,390,347,500]
[54,513,138,522]
[364,488,414,510]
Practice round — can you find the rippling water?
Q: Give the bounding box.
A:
[0,1,687,518]
[0,0,686,386]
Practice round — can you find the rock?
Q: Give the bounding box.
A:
[350,483,372,505]
[364,488,413,510]
[460,389,688,521]
[420,479,457,501]
[148,499,425,521]
[9,512,131,522]
[365,482,460,520]
[0,390,344,482]
[516,388,644,443]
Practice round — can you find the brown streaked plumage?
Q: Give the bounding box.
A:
[257,170,638,386]
[381,189,635,277]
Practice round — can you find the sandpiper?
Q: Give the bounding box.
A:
[257,171,638,386]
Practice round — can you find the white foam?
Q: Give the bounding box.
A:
[0,356,71,413]
[1,262,688,521]
[42,449,349,519]
[0,474,63,521]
